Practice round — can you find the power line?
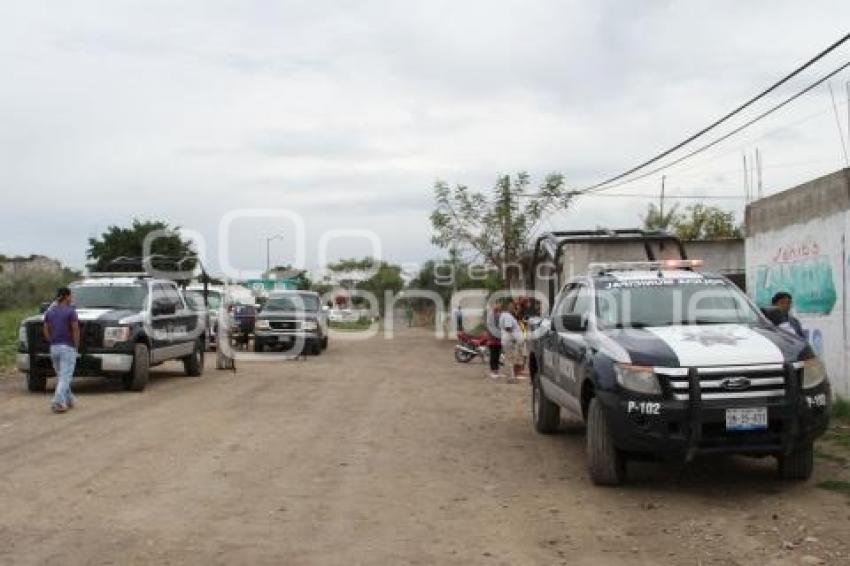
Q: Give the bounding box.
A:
[582,59,850,194]
[578,32,850,194]
[578,192,745,200]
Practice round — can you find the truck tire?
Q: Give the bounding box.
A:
[124,343,150,391]
[311,340,322,356]
[254,340,264,353]
[532,377,560,434]
[183,339,204,377]
[777,443,814,481]
[586,398,626,486]
[321,335,328,350]
[26,367,47,393]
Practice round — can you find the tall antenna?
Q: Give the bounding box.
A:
[828,82,850,167]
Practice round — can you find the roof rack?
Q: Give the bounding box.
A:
[530,229,688,311]
[587,259,704,276]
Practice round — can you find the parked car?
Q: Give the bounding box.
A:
[528,259,831,485]
[18,274,206,392]
[254,291,328,355]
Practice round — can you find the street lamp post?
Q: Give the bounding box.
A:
[265,234,285,276]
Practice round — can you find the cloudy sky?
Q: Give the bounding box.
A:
[2,1,849,276]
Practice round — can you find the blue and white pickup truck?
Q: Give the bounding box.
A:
[528,260,831,485]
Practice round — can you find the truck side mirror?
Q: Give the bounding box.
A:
[39,302,51,314]
[761,306,785,326]
[152,300,177,316]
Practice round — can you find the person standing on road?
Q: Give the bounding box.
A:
[43,287,80,413]
[771,291,805,339]
[486,304,502,380]
[499,300,524,383]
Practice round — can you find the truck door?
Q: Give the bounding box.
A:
[542,284,578,389]
[558,282,592,402]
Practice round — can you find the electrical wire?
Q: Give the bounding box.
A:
[578,32,850,193]
[580,59,850,194]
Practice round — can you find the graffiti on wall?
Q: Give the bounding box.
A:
[754,238,837,315]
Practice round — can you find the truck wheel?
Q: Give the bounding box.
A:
[587,398,626,486]
[312,341,322,356]
[777,443,814,481]
[26,368,47,393]
[124,343,150,391]
[183,340,204,377]
[321,336,328,350]
[254,340,264,353]
[532,377,560,434]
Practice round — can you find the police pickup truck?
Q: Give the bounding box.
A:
[17,275,206,392]
[528,260,831,485]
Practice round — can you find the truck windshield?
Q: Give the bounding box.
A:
[185,291,222,310]
[264,295,319,312]
[71,285,148,311]
[594,279,761,328]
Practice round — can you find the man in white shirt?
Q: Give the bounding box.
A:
[498,300,524,383]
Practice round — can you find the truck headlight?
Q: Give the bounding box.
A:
[802,358,827,389]
[103,326,131,347]
[615,364,662,395]
[255,320,270,330]
[302,321,318,331]
[18,325,27,349]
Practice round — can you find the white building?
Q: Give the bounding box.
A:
[746,168,850,398]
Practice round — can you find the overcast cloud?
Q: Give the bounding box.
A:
[2,0,849,274]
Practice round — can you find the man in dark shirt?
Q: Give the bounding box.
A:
[771,291,805,340]
[43,287,80,413]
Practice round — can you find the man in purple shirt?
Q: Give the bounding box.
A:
[43,287,80,413]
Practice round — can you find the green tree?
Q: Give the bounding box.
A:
[86,219,195,272]
[642,202,680,231]
[430,171,571,287]
[407,258,501,305]
[326,257,404,312]
[641,203,742,240]
[672,204,742,240]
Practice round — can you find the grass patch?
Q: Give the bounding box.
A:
[0,307,35,369]
[817,480,850,497]
[329,319,374,332]
[815,448,848,466]
[833,396,850,422]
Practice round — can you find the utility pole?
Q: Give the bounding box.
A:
[265,234,285,277]
[659,175,666,221]
[828,82,850,167]
[742,152,750,203]
[755,148,763,200]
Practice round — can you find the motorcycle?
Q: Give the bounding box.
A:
[454,331,491,363]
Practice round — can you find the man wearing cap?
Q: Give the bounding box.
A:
[43,287,80,413]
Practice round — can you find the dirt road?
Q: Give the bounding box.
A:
[1,327,848,565]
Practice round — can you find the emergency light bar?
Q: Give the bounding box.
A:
[588,259,704,275]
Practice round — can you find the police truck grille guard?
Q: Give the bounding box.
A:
[656,364,789,402]
[657,363,805,461]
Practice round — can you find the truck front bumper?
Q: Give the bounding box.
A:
[255,330,318,343]
[18,352,134,375]
[599,367,830,460]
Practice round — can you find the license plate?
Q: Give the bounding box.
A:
[725,407,768,431]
